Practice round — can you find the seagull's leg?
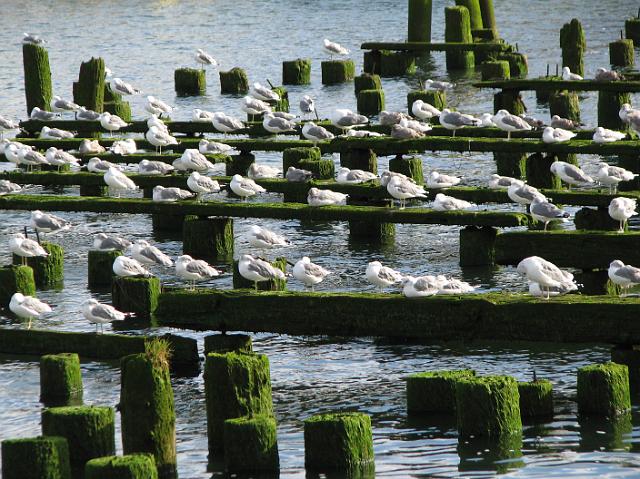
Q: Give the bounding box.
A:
[254,281,258,292]
[508,131,511,141]
[27,317,32,329]
[544,221,548,231]
[35,230,41,245]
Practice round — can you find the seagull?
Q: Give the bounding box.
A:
[366,261,404,290]
[152,185,194,202]
[211,112,245,134]
[550,161,594,189]
[176,255,220,290]
[530,197,570,230]
[399,118,432,134]
[542,126,576,144]
[242,96,272,116]
[262,112,296,136]
[336,167,377,184]
[517,256,577,299]
[439,109,480,136]
[173,149,216,173]
[23,33,46,45]
[386,175,427,209]
[111,78,141,95]
[595,67,621,82]
[293,257,330,290]
[507,180,546,207]
[609,197,637,232]
[127,240,173,267]
[248,163,281,179]
[87,157,117,173]
[0,116,19,139]
[286,166,313,182]
[30,107,58,121]
[380,171,415,187]
[238,254,286,291]
[82,299,127,333]
[492,109,532,140]
[109,139,137,156]
[519,114,545,129]
[550,115,580,130]
[528,282,574,298]
[608,260,640,296]
[488,174,519,189]
[272,111,298,121]
[250,82,280,102]
[17,148,48,170]
[104,167,138,196]
[9,233,49,265]
[300,95,316,119]
[302,122,334,144]
[198,139,237,155]
[331,109,368,134]
[595,163,637,193]
[195,49,218,69]
[51,96,80,113]
[10,293,51,328]
[193,108,216,122]
[99,112,128,137]
[148,114,168,132]
[230,174,266,200]
[307,188,348,206]
[433,193,474,211]
[593,127,626,144]
[0,179,22,195]
[426,171,461,189]
[79,139,106,154]
[145,126,178,153]
[478,113,496,127]
[30,210,68,234]
[248,225,289,249]
[113,255,152,277]
[76,107,101,121]
[438,278,476,295]
[138,159,174,175]
[379,111,409,126]
[619,103,640,124]
[343,129,383,138]
[145,96,173,117]
[411,100,441,121]
[45,147,80,170]
[391,124,424,139]
[424,79,454,91]
[561,66,583,81]
[93,233,131,251]
[323,39,349,58]
[402,276,439,298]
[3,143,27,166]
[187,172,220,199]
[39,126,75,139]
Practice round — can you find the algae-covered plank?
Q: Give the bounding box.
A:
[474,78,640,92]
[360,42,509,52]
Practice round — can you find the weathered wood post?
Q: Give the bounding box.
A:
[174,68,206,96]
[549,90,580,123]
[340,148,377,173]
[13,242,63,287]
[609,39,634,68]
[2,436,71,479]
[626,13,640,46]
[88,250,122,289]
[204,333,253,354]
[73,57,105,112]
[355,73,382,96]
[408,0,432,42]
[455,0,483,30]
[322,60,356,84]
[518,380,554,419]
[577,362,631,417]
[182,216,233,260]
[85,454,158,479]
[103,83,131,121]
[23,43,52,115]
[611,345,640,394]
[493,90,525,115]
[389,155,424,184]
[445,6,475,71]
[357,89,385,115]
[112,276,160,319]
[406,369,476,414]
[223,415,279,473]
[481,60,510,80]
[560,18,586,77]
[40,353,83,407]
[282,58,311,85]
[408,89,446,116]
[459,226,497,266]
[598,91,631,130]
[478,0,497,33]
[0,265,35,307]
[219,67,249,94]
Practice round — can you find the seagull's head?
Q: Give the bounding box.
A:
[434,193,446,201]
[177,255,193,263]
[610,260,625,270]
[231,174,243,182]
[596,67,606,74]
[82,298,99,307]
[549,161,561,174]
[10,293,25,305]
[595,127,605,135]
[249,225,262,234]
[562,66,570,74]
[301,256,311,264]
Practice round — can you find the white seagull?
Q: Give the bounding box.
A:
[145,96,173,117]
[263,112,296,136]
[426,171,461,189]
[93,233,131,251]
[542,126,576,144]
[138,159,174,176]
[608,197,637,232]
[300,95,316,118]
[248,163,281,179]
[82,299,126,333]
[51,96,80,113]
[145,126,178,153]
[111,78,141,95]
[248,225,289,249]
[323,39,349,58]
[439,109,480,136]
[517,256,578,299]
[195,49,218,69]
[336,167,377,184]
[104,167,138,195]
[507,180,546,207]
[99,112,128,137]
[561,66,583,81]
[238,254,286,290]
[608,260,640,296]
[127,240,173,267]
[595,163,637,193]
[173,149,215,173]
[30,210,69,234]
[212,112,245,134]
[109,139,137,156]
[307,188,348,206]
[152,185,194,202]
[492,109,532,140]
[250,82,280,102]
[433,193,474,211]
[402,276,439,298]
[230,174,266,200]
[87,157,117,173]
[386,175,427,209]
[193,109,216,122]
[550,161,594,189]
[39,126,75,139]
[187,172,220,199]
[242,96,272,116]
[302,122,334,144]
[366,261,404,290]
[198,139,237,155]
[593,127,626,144]
[176,255,220,289]
[411,100,441,121]
[79,139,106,154]
[489,174,519,189]
[331,109,368,134]
[293,256,330,290]
[9,293,51,328]
[9,233,49,265]
[530,197,570,230]
[113,255,152,277]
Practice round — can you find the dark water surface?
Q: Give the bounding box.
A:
[1,0,640,477]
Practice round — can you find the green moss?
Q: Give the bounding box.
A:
[282,58,311,85]
[103,84,131,122]
[219,67,249,94]
[609,39,634,68]
[476,78,640,92]
[362,41,510,53]
[549,90,580,123]
[322,60,355,85]
[223,415,279,472]
[152,213,185,232]
[120,353,176,479]
[355,74,382,96]
[183,217,233,261]
[12,241,63,288]
[40,353,83,407]
[495,53,528,78]
[379,51,416,77]
[363,50,381,75]
[626,18,640,47]
[2,436,71,479]
[406,369,476,414]
[88,250,122,288]
[225,152,255,176]
[492,91,525,116]
[445,7,475,70]
[42,406,115,471]
[340,148,377,174]
[304,412,374,470]
[85,454,158,479]
[0,265,36,307]
[73,58,105,112]
[283,147,321,170]
[299,158,335,180]
[407,90,446,115]
[478,0,496,31]
[348,220,395,245]
[494,151,526,178]
[518,380,553,419]
[481,60,510,81]
[112,276,160,319]
[408,0,432,42]
[611,345,640,394]
[80,185,108,197]
[598,91,631,131]
[233,257,287,291]
[574,207,621,231]
[389,155,424,184]
[270,85,290,113]
[459,226,497,266]
[577,362,631,417]
[455,375,522,438]
[23,43,52,116]
[455,0,483,29]
[204,352,274,455]
[174,68,206,96]
[357,89,385,115]
[525,152,562,189]
[560,18,586,77]
[204,334,253,354]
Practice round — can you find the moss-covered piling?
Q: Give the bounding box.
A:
[88,250,121,288]
[85,455,158,479]
[379,51,416,77]
[609,39,634,68]
[2,436,71,479]
[560,18,586,77]
[518,380,553,419]
[496,52,528,78]
[233,257,287,291]
[455,375,522,438]
[103,83,131,122]
[321,60,356,84]
[72,57,105,113]
[80,185,108,197]
[204,352,274,456]
[225,152,254,176]
[112,276,160,319]
[282,59,311,85]
[152,213,185,233]
[406,369,476,414]
[357,89,385,115]
[363,50,381,75]
[389,155,424,183]
[408,0,432,42]
[598,91,630,130]
[304,412,374,471]
[455,0,483,30]
[40,353,83,407]
[223,415,279,473]
[354,73,382,96]
[577,362,631,417]
[13,241,63,288]
[219,67,249,94]
[204,333,253,354]
[459,226,497,266]
[625,16,640,47]
[348,220,395,245]
[174,68,206,96]
[340,148,377,174]
[282,146,321,170]
[611,345,640,394]
[270,85,290,113]
[525,153,563,189]
[408,90,446,116]
[445,6,475,71]
[120,348,176,479]
[23,43,52,116]
[494,152,526,178]
[42,406,116,473]
[478,0,497,32]
[0,264,36,307]
[481,60,510,81]
[574,207,620,231]
[549,90,580,123]
[493,90,526,115]
[182,216,233,261]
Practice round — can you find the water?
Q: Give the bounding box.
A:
[1,0,640,477]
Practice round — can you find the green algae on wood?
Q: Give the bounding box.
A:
[348,220,395,245]
[23,43,52,116]
[2,436,71,479]
[80,184,108,197]
[360,41,510,52]
[496,52,528,78]
[407,90,446,115]
[40,353,83,407]
[357,89,385,115]
[13,241,63,288]
[525,152,562,189]
[598,90,630,131]
[379,50,416,77]
[120,350,176,479]
[219,67,249,94]
[282,58,311,85]
[225,152,255,176]
[494,151,526,178]
[475,78,640,92]
[0,265,36,307]
[112,276,160,319]
[283,146,321,170]
[577,362,631,417]
[270,85,290,113]
[518,379,553,419]
[478,0,497,32]
[341,148,378,174]
[204,333,253,354]
[174,68,206,96]
[85,454,158,479]
[455,0,483,30]
[223,415,279,473]
[459,226,497,266]
[481,60,510,81]
[493,91,525,115]
[625,17,640,47]
[103,83,131,122]
[574,206,621,231]
[609,39,634,68]
[183,216,233,261]
[204,352,274,456]
[321,60,356,84]
[549,90,580,123]
[444,7,475,71]
[579,412,632,452]
[406,369,476,414]
[304,412,374,471]
[73,57,105,113]
[42,406,116,472]
[88,250,121,288]
[389,155,424,184]
[408,0,432,42]
[354,73,382,96]
[611,345,640,394]
[233,257,287,291]
[455,375,522,438]
[560,18,586,77]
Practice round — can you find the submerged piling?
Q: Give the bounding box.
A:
[525,153,563,189]
[321,60,356,84]
[379,51,416,77]
[493,91,525,115]
[406,369,476,414]
[598,91,630,130]
[282,59,311,85]
[625,15,640,47]
[183,216,233,260]
[389,155,424,184]
[223,415,279,473]
[85,454,158,479]
[549,90,580,123]
[88,250,122,288]
[340,148,377,174]
[408,0,432,42]
[219,67,249,94]
[174,68,206,96]
[40,353,83,407]
[72,57,105,112]
[609,39,634,68]
[496,52,528,77]
[0,265,35,307]
[204,333,253,354]
[577,362,631,417]
[445,6,475,71]
[574,207,621,231]
[349,220,395,245]
[354,73,382,96]
[459,226,497,267]
[478,0,497,33]
[560,18,586,77]
[13,241,63,288]
[611,345,640,394]
[23,43,52,115]
[494,152,526,179]
[518,380,553,419]
[357,89,385,115]
[112,276,160,319]
[481,60,510,81]
[2,436,71,479]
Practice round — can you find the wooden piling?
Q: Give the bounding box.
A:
[518,380,553,419]
[219,67,249,94]
[609,39,634,68]
[72,57,105,112]
[174,68,206,96]
[357,89,385,115]
[445,6,475,71]
[0,265,36,307]
[103,83,131,122]
[481,60,510,81]
[223,415,279,473]
[459,226,497,266]
[389,155,424,183]
[406,369,476,414]
[2,436,71,479]
[577,362,631,417]
[40,353,83,407]
[321,60,356,84]
[525,153,563,189]
[494,152,526,180]
[88,250,121,289]
[455,0,483,30]
[407,90,446,116]
[379,51,416,77]
[478,0,497,33]
[13,241,63,288]
[496,52,528,78]
[354,73,382,96]
[182,216,233,261]
[282,59,311,85]
[560,18,586,77]
[85,454,158,479]
[408,0,432,42]
[625,16,640,47]
[340,148,377,174]
[493,91,525,115]
[112,276,160,319]
[611,345,640,394]
[233,257,287,291]
[598,91,631,130]
[549,90,580,123]
[204,333,253,355]
[23,43,52,116]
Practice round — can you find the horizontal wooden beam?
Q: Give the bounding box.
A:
[360,41,511,52]
[474,78,640,92]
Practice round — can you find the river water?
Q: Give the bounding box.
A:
[1,0,640,477]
